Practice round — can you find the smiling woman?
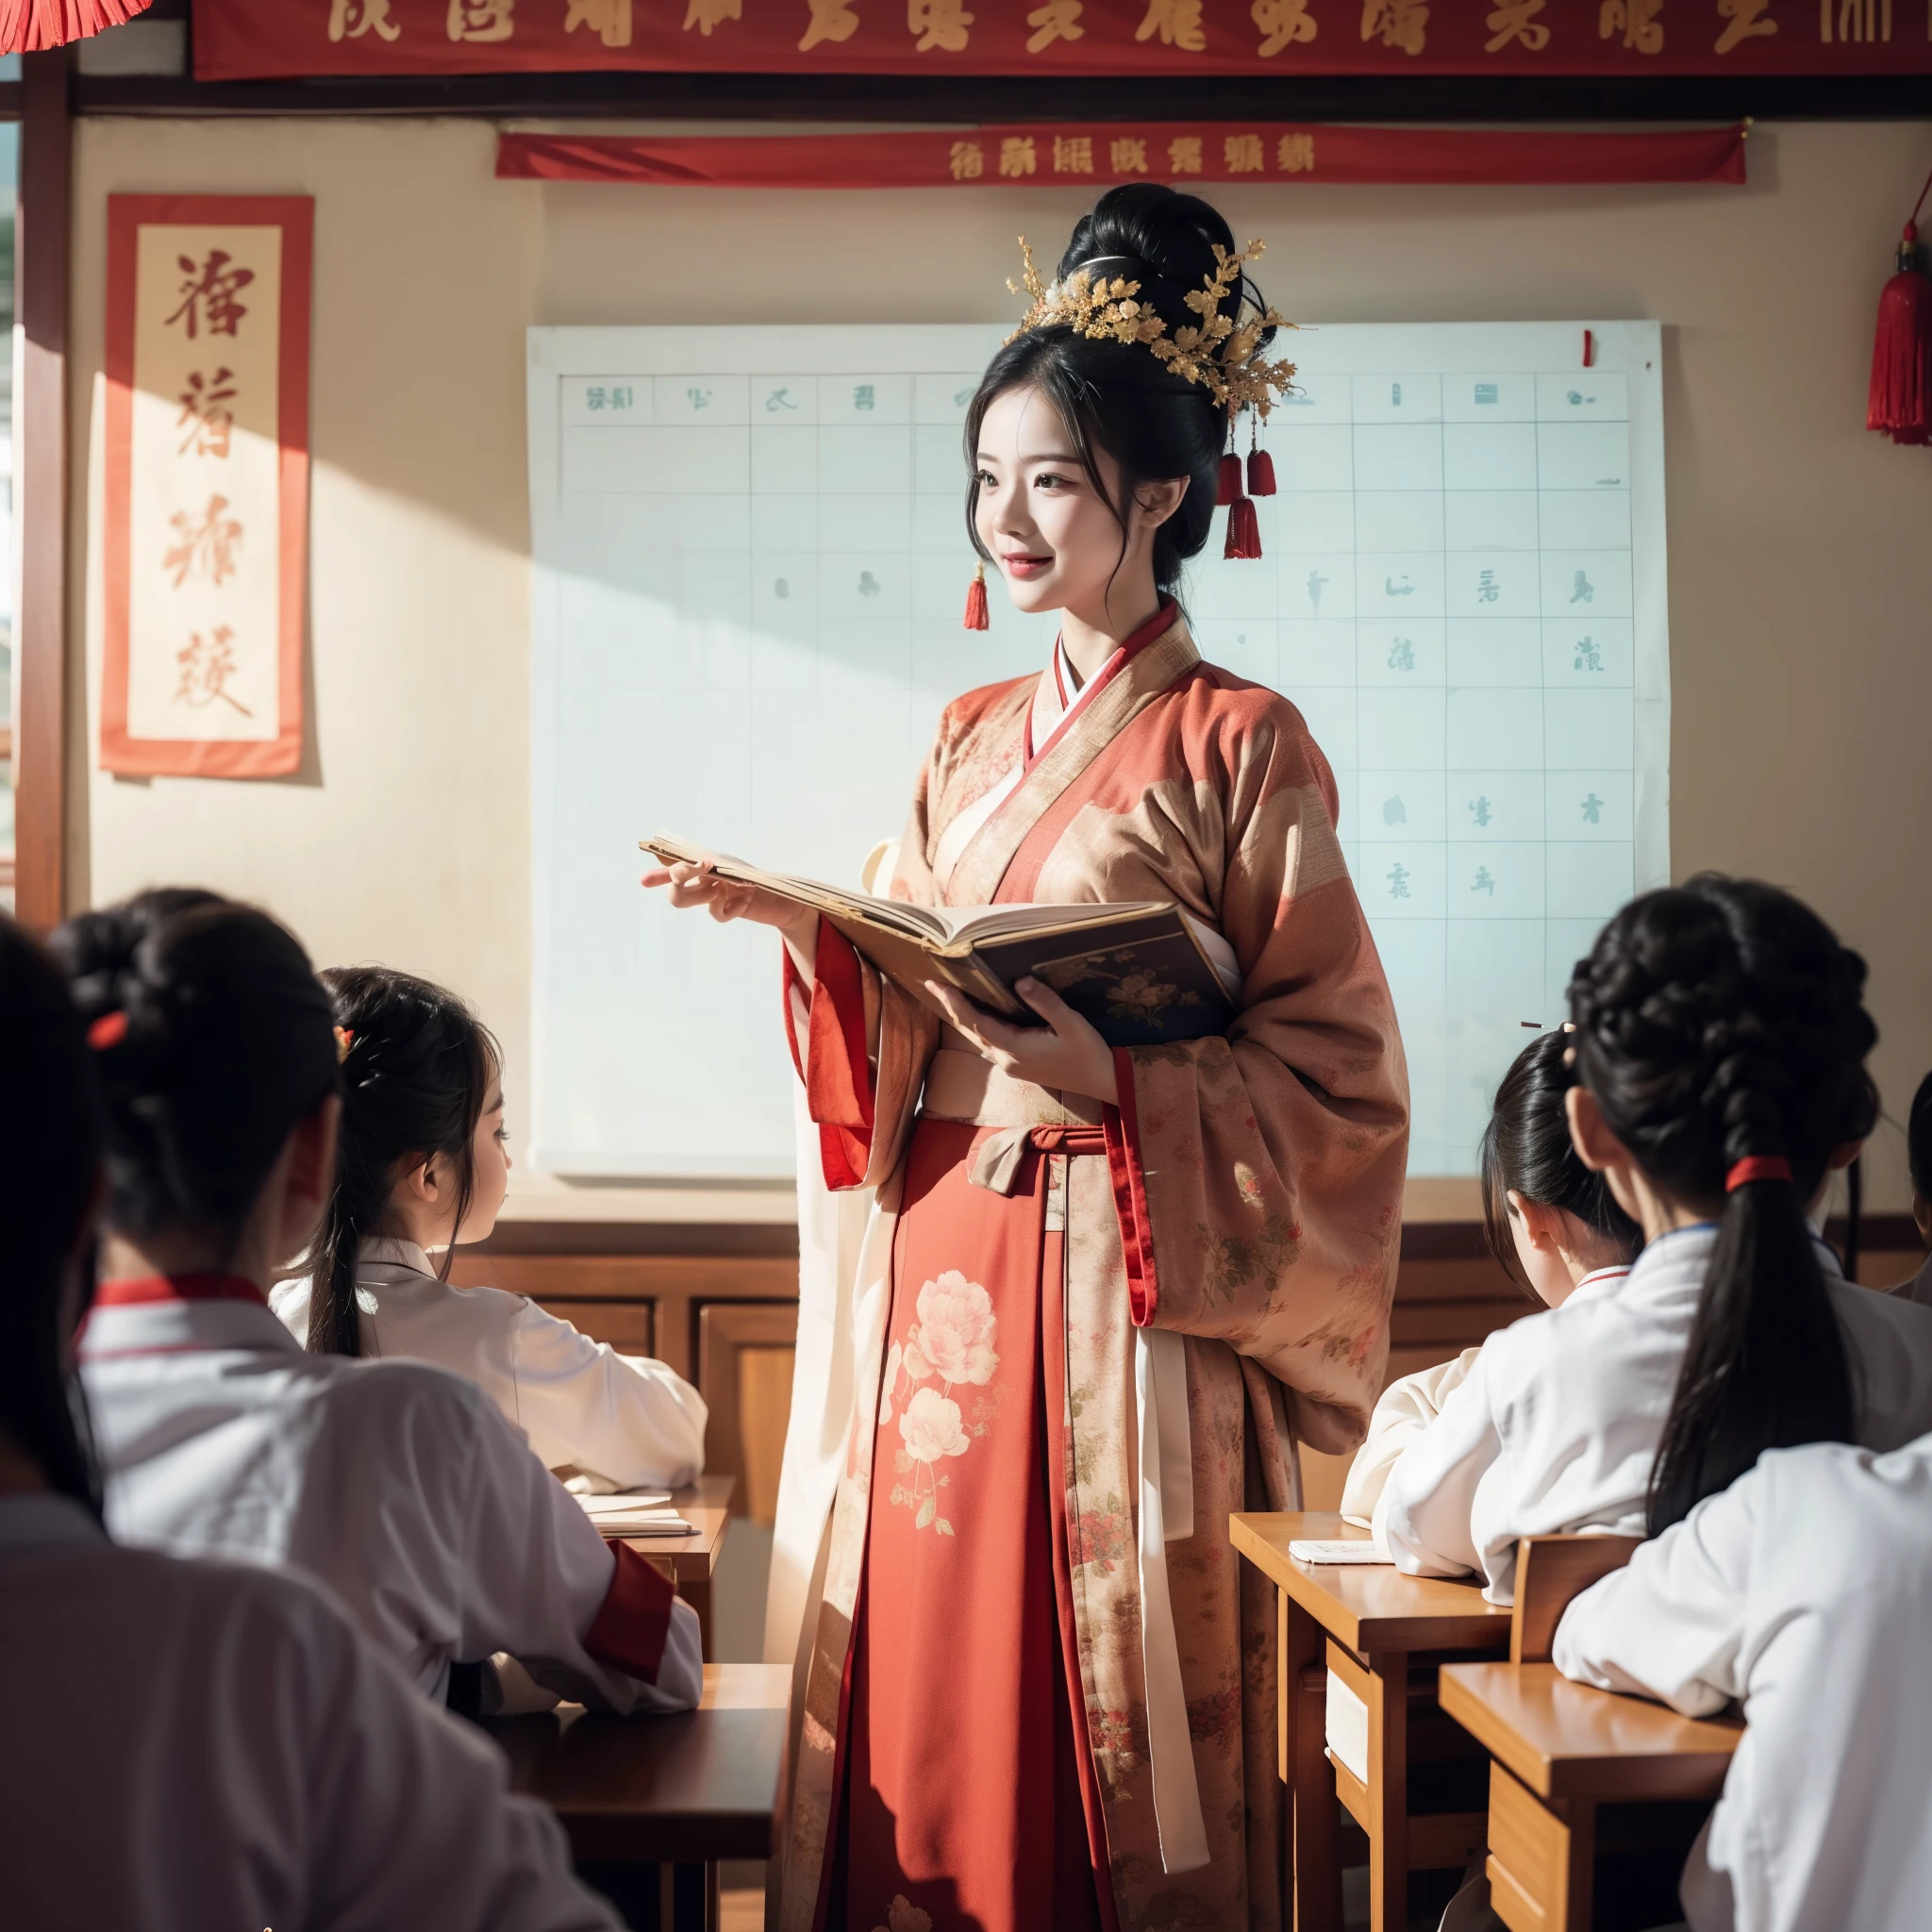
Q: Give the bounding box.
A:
[648,183,1411,1932]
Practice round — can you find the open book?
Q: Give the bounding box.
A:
[642,834,1239,1049]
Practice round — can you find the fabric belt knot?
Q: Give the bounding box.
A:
[967,1122,1108,1194]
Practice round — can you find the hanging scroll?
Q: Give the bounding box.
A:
[100,195,312,778]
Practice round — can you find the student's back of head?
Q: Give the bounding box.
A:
[1566,874,1879,1534]
[0,916,105,1513]
[50,890,340,1265]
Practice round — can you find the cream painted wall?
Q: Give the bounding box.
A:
[66,116,1932,1213]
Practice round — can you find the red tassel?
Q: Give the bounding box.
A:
[1868,221,1932,447]
[1224,494,1261,561]
[0,0,147,56]
[962,561,990,630]
[1216,452,1243,507]
[1246,448,1276,497]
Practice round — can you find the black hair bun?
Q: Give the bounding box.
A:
[1057,183,1267,344]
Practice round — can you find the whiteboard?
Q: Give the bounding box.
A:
[527,322,1667,1179]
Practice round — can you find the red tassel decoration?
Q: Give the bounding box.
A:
[0,0,148,56]
[1224,494,1261,561]
[1246,447,1276,496]
[1216,452,1242,507]
[1868,218,1932,447]
[962,560,990,630]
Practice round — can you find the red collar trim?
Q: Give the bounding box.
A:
[1024,601,1176,772]
[94,1274,269,1311]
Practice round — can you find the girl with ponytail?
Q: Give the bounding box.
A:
[58,890,701,1716]
[274,967,705,1491]
[1382,874,1932,1601]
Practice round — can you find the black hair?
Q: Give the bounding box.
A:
[1566,874,1879,1536]
[0,916,107,1516]
[304,966,499,1357]
[1479,1029,1641,1293]
[50,891,340,1250]
[963,183,1272,612]
[1909,1070,1932,1202]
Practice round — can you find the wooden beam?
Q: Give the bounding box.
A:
[14,48,71,930]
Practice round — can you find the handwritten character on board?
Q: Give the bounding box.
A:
[567,0,635,42]
[1483,0,1551,49]
[327,0,401,41]
[1024,0,1085,47]
[165,250,255,341]
[1306,568,1328,614]
[949,140,985,179]
[680,0,740,33]
[854,384,876,410]
[1168,135,1204,175]
[176,369,238,458]
[446,0,515,41]
[1387,861,1411,900]
[1472,866,1497,895]
[1054,135,1095,174]
[1110,136,1150,173]
[1581,791,1606,824]
[1277,132,1316,171]
[1477,568,1500,603]
[1574,635,1604,671]
[1137,0,1207,49]
[1224,133,1265,174]
[909,0,974,51]
[1000,136,1039,177]
[1361,0,1428,55]
[1598,0,1664,49]
[163,496,244,590]
[1383,794,1407,826]
[798,0,861,49]
[1253,0,1318,55]
[1469,794,1493,827]
[1387,637,1416,672]
[1713,0,1775,51]
[175,626,252,717]
[1570,570,1594,605]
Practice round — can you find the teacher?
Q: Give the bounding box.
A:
[647,184,1409,1932]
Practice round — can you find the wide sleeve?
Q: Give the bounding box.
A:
[1108,708,1409,1451]
[1376,1343,1504,1582]
[289,1577,625,1932]
[453,1391,702,1715]
[506,1297,708,1491]
[1339,1348,1481,1527]
[1552,1473,1760,1719]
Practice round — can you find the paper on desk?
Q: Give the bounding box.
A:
[575,1492,673,1514]
[1290,1540,1393,1565]
[594,1516,696,1537]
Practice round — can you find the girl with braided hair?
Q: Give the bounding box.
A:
[1382,874,1932,1604]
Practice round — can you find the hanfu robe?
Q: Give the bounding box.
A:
[771,607,1409,1932]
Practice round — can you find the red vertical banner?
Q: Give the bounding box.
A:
[101,195,312,778]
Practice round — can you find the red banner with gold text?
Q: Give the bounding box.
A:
[194,0,1932,80]
[494,122,1749,187]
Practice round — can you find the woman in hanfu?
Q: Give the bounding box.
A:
[649,186,1409,1932]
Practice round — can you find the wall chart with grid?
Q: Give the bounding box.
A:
[527,322,1668,1180]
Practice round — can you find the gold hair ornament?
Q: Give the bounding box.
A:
[1007,235,1298,421]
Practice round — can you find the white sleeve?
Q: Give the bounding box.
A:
[455,1396,699,1714]
[1377,1342,1504,1581]
[1340,1349,1481,1527]
[292,1580,623,1931]
[508,1298,708,1491]
[1552,1472,1759,1720]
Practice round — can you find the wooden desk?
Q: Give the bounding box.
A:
[598,1475,736,1657]
[490,1661,789,1932]
[1439,1662,1743,1932]
[1230,1511,1512,1932]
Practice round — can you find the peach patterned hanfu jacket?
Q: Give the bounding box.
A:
[768,607,1409,1932]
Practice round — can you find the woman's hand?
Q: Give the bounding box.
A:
[642,861,819,961]
[924,975,1119,1107]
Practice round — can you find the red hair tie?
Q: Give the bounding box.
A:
[86,1010,129,1051]
[1726,1156,1792,1191]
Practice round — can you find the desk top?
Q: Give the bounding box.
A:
[603,1474,735,1583]
[490,1661,789,1863]
[1438,1662,1743,1804]
[1230,1511,1512,1654]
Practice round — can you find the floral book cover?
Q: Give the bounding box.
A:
[974,917,1235,1048]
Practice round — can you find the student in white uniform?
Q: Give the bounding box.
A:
[1341,1028,1639,1528]
[55,889,702,1711]
[272,964,706,1491]
[1382,874,1932,1603]
[1553,1432,1932,1932]
[0,913,624,1932]
[1888,1069,1932,1308]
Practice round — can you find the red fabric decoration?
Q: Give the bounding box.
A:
[0,0,148,57]
[1868,214,1932,447]
[583,1541,677,1682]
[963,562,990,631]
[1224,495,1262,560]
[1725,1156,1793,1191]
[1246,448,1277,496]
[1215,452,1242,507]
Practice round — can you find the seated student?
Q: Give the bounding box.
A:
[0,914,624,1932]
[272,966,706,1492]
[56,889,701,1710]
[1341,1027,1639,1530]
[1382,875,1932,1604]
[1553,1431,1932,1932]
[1890,1070,1932,1307]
